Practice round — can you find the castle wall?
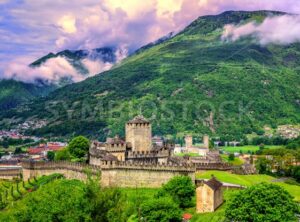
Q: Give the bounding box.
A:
[101,164,194,187]
[21,161,101,182]
[89,155,102,166]
[126,123,152,152]
[20,161,195,188]
[0,168,22,180]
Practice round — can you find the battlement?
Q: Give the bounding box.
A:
[0,167,22,177]
[105,143,127,152]
[127,149,170,158]
[21,160,101,173]
[100,160,195,172]
[194,162,232,170]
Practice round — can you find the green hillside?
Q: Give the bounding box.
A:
[0,80,55,110]
[1,10,300,138]
[196,170,300,201]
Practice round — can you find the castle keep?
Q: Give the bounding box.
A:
[89,115,172,165]
[126,116,152,152]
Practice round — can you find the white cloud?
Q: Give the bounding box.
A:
[57,15,77,34]
[2,47,129,84]
[222,15,300,45]
[82,59,112,75]
[3,57,82,84]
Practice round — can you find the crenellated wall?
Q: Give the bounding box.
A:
[0,167,22,180]
[194,162,232,171]
[20,161,195,188]
[21,161,101,182]
[100,161,195,187]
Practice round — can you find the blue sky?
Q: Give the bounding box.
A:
[0,0,299,83]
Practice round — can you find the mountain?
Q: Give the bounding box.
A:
[134,32,175,54]
[30,47,119,86]
[0,79,55,110]
[1,10,300,139]
[0,47,120,109]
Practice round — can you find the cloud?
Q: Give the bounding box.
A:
[57,15,77,34]
[82,59,112,76]
[3,57,82,84]
[2,47,128,84]
[1,0,300,83]
[222,15,300,45]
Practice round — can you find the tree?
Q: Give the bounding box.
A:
[54,148,71,161]
[255,157,272,174]
[228,153,235,161]
[47,151,55,161]
[158,176,195,208]
[226,183,299,222]
[68,136,90,158]
[290,166,300,182]
[141,197,182,222]
[85,177,127,222]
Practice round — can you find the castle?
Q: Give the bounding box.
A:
[185,134,210,156]
[89,115,172,165]
[89,115,231,171]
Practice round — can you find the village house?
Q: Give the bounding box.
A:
[28,142,67,160]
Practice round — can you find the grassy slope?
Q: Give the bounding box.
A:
[1,11,300,138]
[196,170,300,201]
[220,154,244,165]
[220,145,282,154]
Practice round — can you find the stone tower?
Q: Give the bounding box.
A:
[185,135,193,149]
[203,135,209,149]
[125,115,152,152]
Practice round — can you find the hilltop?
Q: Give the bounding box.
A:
[1,10,299,139]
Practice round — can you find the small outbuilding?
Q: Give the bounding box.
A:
[196,175,223,213]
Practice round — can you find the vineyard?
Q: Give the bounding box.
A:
[0,174,64,209]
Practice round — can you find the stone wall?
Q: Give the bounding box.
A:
[101,161,195,187]
[0,168,22,180]
[194,162,232,171]
[20,161,195,188]
[21,161,101,182]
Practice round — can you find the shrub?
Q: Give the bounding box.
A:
[54,148,71,161]
[226,183,299,222]
[141,197,182,222]
[157,176,195,208]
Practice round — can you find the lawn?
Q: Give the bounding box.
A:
[175,153,202,157]
[220,154,244,166]
[220,145,282,154]
[196,170,300,202]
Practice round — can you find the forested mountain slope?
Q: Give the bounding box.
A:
[1,11,299,139]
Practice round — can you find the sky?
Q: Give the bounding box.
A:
[1,0,300,83]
